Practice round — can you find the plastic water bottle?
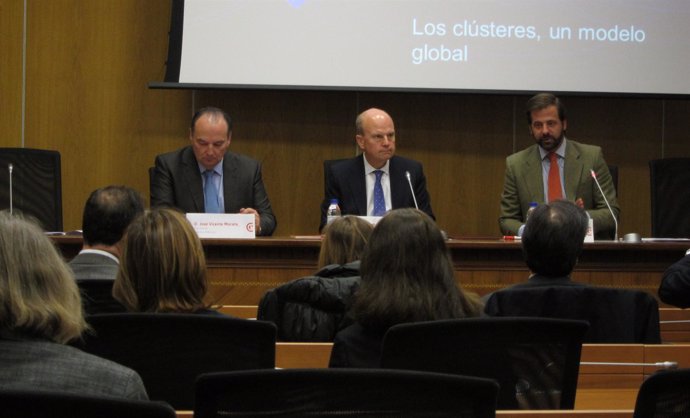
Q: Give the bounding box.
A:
[326,199,341,225]
[526,202,538,222]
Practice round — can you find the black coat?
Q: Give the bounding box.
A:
[257,261,360,341]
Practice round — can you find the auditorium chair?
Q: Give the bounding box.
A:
[484,285,661,343]
[0,147,62,231]
[75,313,276,409]
[380,317,588,410]
[633,368,690,418]
[77,279,126,315]
[0,388,175,418]
[194,368,499,418]
[649,158,690,238]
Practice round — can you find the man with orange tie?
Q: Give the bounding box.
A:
[498,93,619,240]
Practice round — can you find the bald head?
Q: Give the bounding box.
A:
[355,108,396,168]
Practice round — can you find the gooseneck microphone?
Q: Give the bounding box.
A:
[8,163,13,215]
[590,169,618,241]
[405,171,419,210]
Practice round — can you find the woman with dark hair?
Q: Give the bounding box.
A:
[113,208,217,314]
[0,212,147,399]
[258,215,373,341]
[329,208,482,367]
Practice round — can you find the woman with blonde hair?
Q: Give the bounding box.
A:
[0,212,147,399]
[113,208,216,314]
[258,216,374,341]
[317,215,373,268]
[329,208,483,368]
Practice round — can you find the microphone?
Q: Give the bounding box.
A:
[8,163,13,215]
[405,171,419,210]
[590,169,618,241]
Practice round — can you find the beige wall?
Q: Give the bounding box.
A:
[3,0,689,236]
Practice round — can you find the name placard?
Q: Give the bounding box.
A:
[186,213,256,239]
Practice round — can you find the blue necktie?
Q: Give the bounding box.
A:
[373,170,386,216]
[204,170,221,213]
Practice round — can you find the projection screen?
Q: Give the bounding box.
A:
[158,0,690,96]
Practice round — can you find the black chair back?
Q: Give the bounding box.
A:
[381,317,588,410]
[649,158,690,238]
[76,313,276,409]
[633,368,690,418]
[484,285,661,344]
[195,368,499,418]
[0,389,175,418]
[0,147,62,231]
[77,279,126,315]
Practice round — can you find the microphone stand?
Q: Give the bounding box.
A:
[8,163,13,215]
[590,169,618,241]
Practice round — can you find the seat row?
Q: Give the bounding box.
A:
[69,313,690,415]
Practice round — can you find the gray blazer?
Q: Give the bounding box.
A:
[0,338,147,400]
[69,252,118,281]
[499,140,619,240]
[150,146,276,236]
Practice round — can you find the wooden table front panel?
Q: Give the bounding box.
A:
[53,236,689,306]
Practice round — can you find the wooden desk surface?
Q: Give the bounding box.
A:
[53,236,689,305]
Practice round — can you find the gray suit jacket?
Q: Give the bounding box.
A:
[150,146,276,236]
[499,140,619,240]
[0,337,147,400]
[68,252,118,281]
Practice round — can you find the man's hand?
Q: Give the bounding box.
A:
[240,207,261,234]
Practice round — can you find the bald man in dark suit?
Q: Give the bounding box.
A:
[320,108,434,230]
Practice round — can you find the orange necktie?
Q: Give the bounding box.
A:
[548,152,563,202]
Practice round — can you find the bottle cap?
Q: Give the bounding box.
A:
[330,198,339,205]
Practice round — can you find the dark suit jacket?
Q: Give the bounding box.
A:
[320,155,434,230]
[150,146,276,236]
[484,275,661,344]
[257,261,361,342]
[499,140,619,240]
[659,254,690,308]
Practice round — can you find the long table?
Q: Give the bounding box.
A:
[53,236,689,306]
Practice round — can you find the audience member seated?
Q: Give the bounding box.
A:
[658,251,690,308]
[329,208,483,368]
[69,186,145,314]
[113,208,222,315]
[258,216,373,341]
[0,211,147,400]
[484,200,660,343]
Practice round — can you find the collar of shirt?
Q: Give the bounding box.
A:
[78,248,119,264]
[197,160,224,176]
[362,156,390,176]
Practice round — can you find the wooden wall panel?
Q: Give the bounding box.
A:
[0,0,24,148]
[22,0,190,230]
[3,0,688,235]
